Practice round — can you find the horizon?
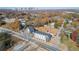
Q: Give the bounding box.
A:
[0,7,79,10]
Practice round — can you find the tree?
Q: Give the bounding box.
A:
[9,19,19,31]
[76,33,79,45]
[0,21,6,26]
[55,20,62,28]
[71,21,79,27]
[0,32,13,50]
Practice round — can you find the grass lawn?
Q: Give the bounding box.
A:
[61,35,79,51]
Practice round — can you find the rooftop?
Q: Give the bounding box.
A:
[36,26,58,36]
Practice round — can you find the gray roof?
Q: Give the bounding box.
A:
[28,27,52,38]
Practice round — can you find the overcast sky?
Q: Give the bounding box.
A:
[0,7,79,10]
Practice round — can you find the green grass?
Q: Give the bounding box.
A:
[61,35,79,51]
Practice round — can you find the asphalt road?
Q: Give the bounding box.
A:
[0,27,60,51]
[21,30,60,51]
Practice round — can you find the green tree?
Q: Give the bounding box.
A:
[76,33,79,45]
[71,21,79,27]
[0,32,13,50]
[55,21,61,28]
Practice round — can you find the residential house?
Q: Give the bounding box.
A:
[18,17,26,30]
[27,27,52,42]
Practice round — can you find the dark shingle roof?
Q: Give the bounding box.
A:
[28,27,52,38]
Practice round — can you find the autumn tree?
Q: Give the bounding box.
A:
[0,32,13,50]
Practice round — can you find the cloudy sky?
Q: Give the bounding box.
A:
[0,7,79,10]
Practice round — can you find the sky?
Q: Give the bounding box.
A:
[0,7,79,10]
